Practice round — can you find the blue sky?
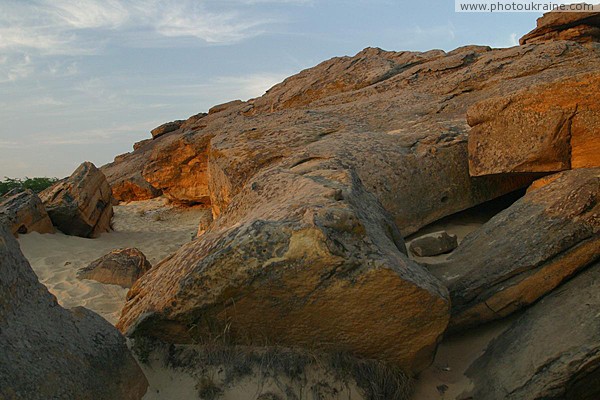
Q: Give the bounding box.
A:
[0,0,543,178]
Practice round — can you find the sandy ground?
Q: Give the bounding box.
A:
[15,196,512,399]
[18,197,211,324]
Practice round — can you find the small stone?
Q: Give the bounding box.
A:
[409,231,458,257]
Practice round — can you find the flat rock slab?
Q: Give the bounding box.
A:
[427,167,600,331]
[409,231,458,257]
[520,10,600,45]
[77,247,152,288]
[466,261,600,400]
[0,225,147,399]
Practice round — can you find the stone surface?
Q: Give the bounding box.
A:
[118,159,451,374]
[520,10,600,45]
[104,42,600,234]
[102,142,163,203]
[142,130,212,205]
[150,120,184,139]
[0,189,54,236]
[468,72,600,176]
[427,168,600,331]
[409,231,458,257]
[40,162,114,238]
[0,224,148,400]
[466,261,600,400]
[78,247,152,288]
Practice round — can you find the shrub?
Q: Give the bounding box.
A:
[0,177,59,197]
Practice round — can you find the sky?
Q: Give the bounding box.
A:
[0,0,545,178]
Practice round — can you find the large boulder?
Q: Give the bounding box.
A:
[426,168,600,331]
[468,73,600,176]
[77,248,152,288]
[40,162,114,238]
[0,224,147,399]
[118,159,451,374]
[0,189,54,236]
[520,9,600,45]
[466,261,600,400]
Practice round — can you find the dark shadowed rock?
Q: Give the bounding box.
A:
[409,231,458,257]
[427,168,600,331]
[40,162,114,238]
[150,120,184,139]
[468,72,600,176]
[77,248,152,288]
[118,159,451,374]
[0,225,147,400]
[466,261,600,400]
[0,189,54,236]
[520,9,600,45]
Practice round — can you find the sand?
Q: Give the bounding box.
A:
[15,196,511,399]
[17,197,211,324]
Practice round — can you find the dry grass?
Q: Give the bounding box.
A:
[133,339,413,400]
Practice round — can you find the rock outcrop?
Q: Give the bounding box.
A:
[468,72,600,176]
[118,159,451,374]
[0,225,148,399]
[0,189,54,236]
[466,261,600,400]
[520,10,600,45]
[40,162,114,238]
[427,167,600,331]
[409,231,458,257]
[77,248,152,288]
[104,38,600,234]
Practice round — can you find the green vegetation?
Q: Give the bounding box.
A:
[0,177,59,197]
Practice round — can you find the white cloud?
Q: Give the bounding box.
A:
[0,54,33,83]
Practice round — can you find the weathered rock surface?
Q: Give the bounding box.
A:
[119,159,451,374]
[0,189,54,236]
[466,261,600,400]
[142,130,212,205]
[78,248,152,288]
[520,10,600,45]
[427,168,600,331]
[150,120,184,139]
[105,40,600,234]
[468,72,600,176]
[0,224,148,399]
[40,162,114,238]
[102,141,163,203]
[409,231,458,257]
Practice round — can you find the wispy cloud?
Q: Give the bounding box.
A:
[0,54,33,83]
